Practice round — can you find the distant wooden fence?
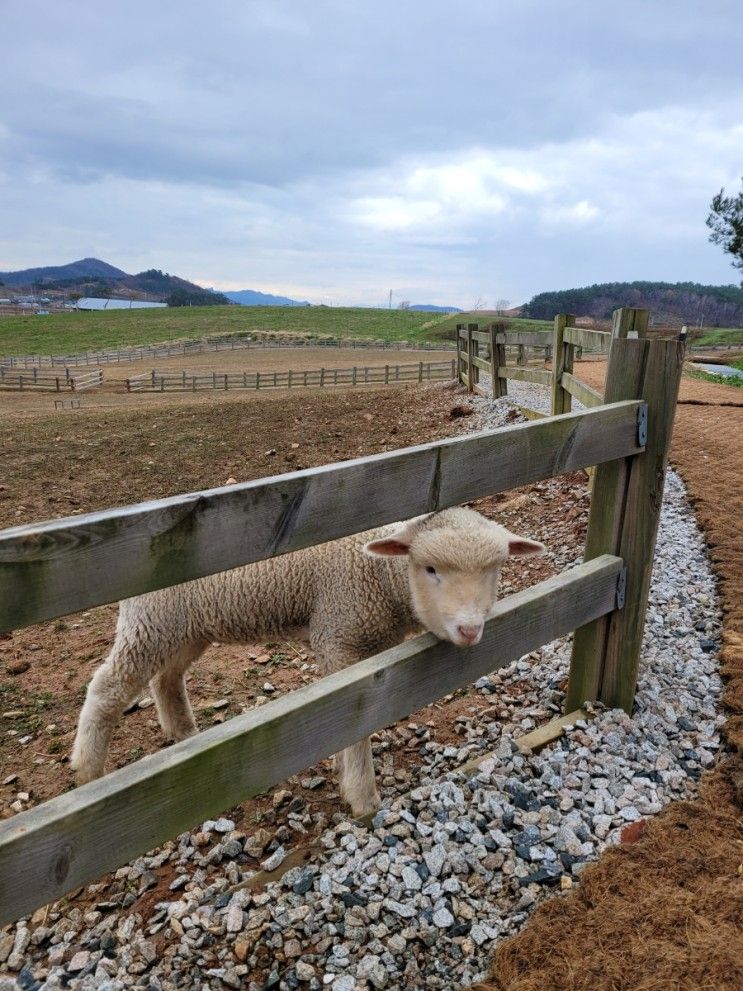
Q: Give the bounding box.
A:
[456,308,676,416]
[0,328,684,926]
[126,359,456,393]
[457,324,556,399]
[0,367,103,392]
[1,336,456,370]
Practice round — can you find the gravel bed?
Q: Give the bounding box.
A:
[0,392,724,991]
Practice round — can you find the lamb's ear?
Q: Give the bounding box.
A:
[363,537,411,557]
[364,522,417,557]
[506,533,545,557]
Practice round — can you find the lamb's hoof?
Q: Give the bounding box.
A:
[163,724,198,744]
[349,792,382,820]
[70,748,104,786]
[72,764,103,786]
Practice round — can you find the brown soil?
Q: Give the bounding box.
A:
[0,383,589,910]
[0,346,448,415]
[477,362,743,991]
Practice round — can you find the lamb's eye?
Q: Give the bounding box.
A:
[425,566,437,575]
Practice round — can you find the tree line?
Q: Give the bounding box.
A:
[523,281,743,327]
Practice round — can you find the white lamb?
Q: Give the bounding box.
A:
[71,507,544,816]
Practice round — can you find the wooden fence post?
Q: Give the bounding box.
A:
[456,323,466,386]
[488,323,508,398]
[550,313,576,415]
[611,307,649,340]
[466,324,479,393]
[565,336,685,712]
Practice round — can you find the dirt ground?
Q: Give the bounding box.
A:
[4,359,743,989]
[0,382,591,912]
[478,362,743,991]
[0,346,448,415]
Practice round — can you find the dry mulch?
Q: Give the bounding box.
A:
[477,364,743,991]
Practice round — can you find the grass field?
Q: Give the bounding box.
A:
[0,305,551,356]
[692,327,743,347]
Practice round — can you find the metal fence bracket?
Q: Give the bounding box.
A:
[616,567,627,610]
[637,404,648,447]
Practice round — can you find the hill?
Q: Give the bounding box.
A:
[0,258,127,287]
[523,281,743,327]
[0,258,230,307]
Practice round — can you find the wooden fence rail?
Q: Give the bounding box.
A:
[0,325,684,926]
[0,400,644,631]
[1,337,457,370]
[0,366,103,393]
[126,359,456,393]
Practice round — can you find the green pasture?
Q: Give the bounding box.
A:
[0,306,552,357]
[691,327,743,347]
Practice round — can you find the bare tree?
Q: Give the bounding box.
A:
[495,298,510,315]
[472,297,487,311]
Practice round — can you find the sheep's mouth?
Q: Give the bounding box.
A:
[445,625,484,647]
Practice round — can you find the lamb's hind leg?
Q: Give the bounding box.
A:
[71,633,155,784]
[71,630,203,785]
[150,642,206,742]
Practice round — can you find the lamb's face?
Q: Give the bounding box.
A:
[365,509,545,647]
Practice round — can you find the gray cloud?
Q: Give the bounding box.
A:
[1,0,741,305]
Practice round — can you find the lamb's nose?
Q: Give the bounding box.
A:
[457,624,482,645]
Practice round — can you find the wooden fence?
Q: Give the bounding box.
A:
[0,328,684,924]
[0,366,103,392]
[126,359,456,393]
[456,307,675,416]
[1,336,455,370]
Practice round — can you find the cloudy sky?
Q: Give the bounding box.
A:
[1,1,741,307]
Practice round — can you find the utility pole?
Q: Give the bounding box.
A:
[388,289,392,310]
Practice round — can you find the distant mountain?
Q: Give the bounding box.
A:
[0,257,127,287]
[224,289,310,307]
[524,281,743,327]
[407,304,461,313]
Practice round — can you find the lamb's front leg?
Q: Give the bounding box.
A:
[315,641,382,818]
[335,738,380,818]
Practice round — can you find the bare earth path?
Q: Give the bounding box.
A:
[479,364,743,991]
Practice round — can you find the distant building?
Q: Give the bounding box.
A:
[76,297,168,311]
